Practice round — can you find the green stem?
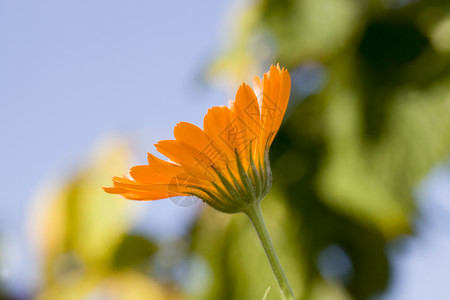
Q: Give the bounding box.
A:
[244,203,296,300]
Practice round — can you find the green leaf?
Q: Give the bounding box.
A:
[112,234,158,270]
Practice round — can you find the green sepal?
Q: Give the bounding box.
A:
[234,148,257,202]
[186,141,273,214]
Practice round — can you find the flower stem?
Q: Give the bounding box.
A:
[244,203,296,300]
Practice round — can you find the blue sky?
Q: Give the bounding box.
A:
[0,0,230,294]
[1,1,449,298]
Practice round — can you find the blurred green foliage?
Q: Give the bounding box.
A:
[204,0,450,299]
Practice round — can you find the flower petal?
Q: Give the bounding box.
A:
[104,64,290,206]
[203,106,238,161]
[232,83,261,159]
[108,175,207,200]
[258,65,291,156]
[155,139,217,180]
[174,122,229,169]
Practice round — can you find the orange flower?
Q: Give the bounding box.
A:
[104,64,291,213]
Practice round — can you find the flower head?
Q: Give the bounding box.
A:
[104,64,291,213]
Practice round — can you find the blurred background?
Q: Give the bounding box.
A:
[1,0,450,299]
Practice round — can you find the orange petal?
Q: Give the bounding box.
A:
[155,140,216,180]
[174,122,209,148]
[129,165,190,184]
[268,66,291,139]
[146,153,183,176]
[232,83,261,159]
[174,122,229,168]
[103,182,183,200]
[252,76,263,106]
[103,186,176,201]
[258,65,291,157]
[203,106,239,160]
[110,175,206,196]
